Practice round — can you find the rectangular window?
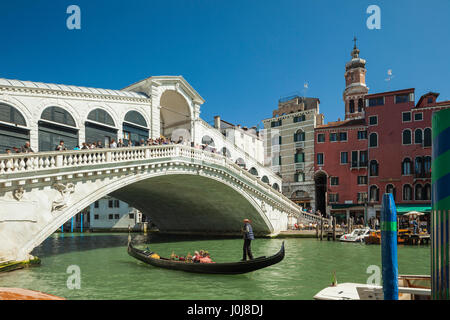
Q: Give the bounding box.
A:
[330,177,339,186]
[357,192,368,202]
[94,201,99,208]
[402,112,412,122]
[330,133,337,142]
[359,151,368,167]
[340,152,348,164]
[271,120,282,127]
[94,214,99,220]
[114,200,120,208]
[414,113,423,121]
[329,194,339,203]
[351,151,358,168]
[339,132,347,141]
[294,114,306,123]
[108,214,113,220]
[294,172,305,182]
[129,213,134,219]
[357,176,368,185]
[317,153,324,165]
[317,133,325,143]
[369,116,378,125]
[114,214,120,219]
[108,200,113,208]
[368,97,384,107]
[357,130,367,140]
[295,153,305,163]
[395,94,409,104]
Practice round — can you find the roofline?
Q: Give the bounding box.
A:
[365,88,415,98]
[122,75,205,104]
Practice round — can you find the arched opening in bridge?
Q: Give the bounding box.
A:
[85,108,117,147]
[235,157,246,169]
[0,103,30,153]
[171,128,191,145]
[272,183,280,191]
[201,135,215,152]
[123,110,149,146]
[220,147,231,158]
[314,171,327,215]
[249,167,258,176]
[261,176,270,184]
[291,190,311,210]
[39,106,78,151]
[160,90,191,139]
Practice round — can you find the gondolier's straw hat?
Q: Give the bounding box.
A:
[243,218,251,223]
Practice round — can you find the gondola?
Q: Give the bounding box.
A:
[127,241,285,274]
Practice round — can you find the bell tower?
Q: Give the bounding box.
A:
[343,37,368,120]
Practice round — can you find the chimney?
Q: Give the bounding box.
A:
[214,116,221,129]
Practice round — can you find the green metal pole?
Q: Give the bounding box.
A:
[431,108,450,300]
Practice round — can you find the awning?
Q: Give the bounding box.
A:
[395,204,431,214]
[331,204,363,209]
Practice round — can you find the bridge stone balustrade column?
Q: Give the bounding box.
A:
[56,154,63,167]
[106,151,112,163]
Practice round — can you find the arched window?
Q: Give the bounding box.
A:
[86,108,117,146]
[423,128,432,147]
[369,185,379,202]
[424,183,431,200]
[124,110,148,128]
[0,103,30,153]
[370,160,379,176]
[294,130,305,142]
[403,184,412,201]
[0,103,27,126]
[272,183,280,191]
[349,100,355,113]
[415,157,423,176]
[386,184,396,200]
[369,133,378,147]
[249,167,258,176]
[402,129,412,145]
[261,176,270,184]
[39,106,78,151]
[424,156,431,175]
[402,158,412,175]
[123,110,149,146]
[88,108,115,127]
[414,129,423,144]
[415,184,423,200]
[358,99,363,112]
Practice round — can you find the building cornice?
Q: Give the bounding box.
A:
[0,84,151,104]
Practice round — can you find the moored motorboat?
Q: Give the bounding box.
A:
[339,228,371,242]
[127,242,285,274]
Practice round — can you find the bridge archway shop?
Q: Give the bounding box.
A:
[122,110,149,146]
[159,90,192,139]
[0,103,30,153]
[85,108,118,147]
[38,106,79,151]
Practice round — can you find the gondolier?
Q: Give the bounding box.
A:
[242,218,254,261]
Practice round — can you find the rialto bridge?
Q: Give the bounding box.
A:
[0,75,322,264]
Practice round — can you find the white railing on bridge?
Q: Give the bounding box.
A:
[0,144,303,217]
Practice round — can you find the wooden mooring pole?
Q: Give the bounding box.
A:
[332,216,336,241]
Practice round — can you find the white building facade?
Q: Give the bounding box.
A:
[89,196,143,230]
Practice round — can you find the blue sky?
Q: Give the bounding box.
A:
[1,0,449,128]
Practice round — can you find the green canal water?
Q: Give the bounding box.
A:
[0,233,430,300]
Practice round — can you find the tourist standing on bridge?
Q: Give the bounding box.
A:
[55,140,67,151]
[21,141,34,153]
[241,218,254,261]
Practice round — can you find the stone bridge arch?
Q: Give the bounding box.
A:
[0,145,297,263]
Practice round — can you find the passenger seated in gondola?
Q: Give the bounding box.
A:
[198,250,214,263]
[192,251,201,263]
[186,252,193,263]
[170,251,177,260]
